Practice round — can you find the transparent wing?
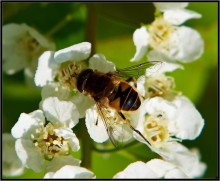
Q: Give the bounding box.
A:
[96,102,134,148]
[114,61,162,80]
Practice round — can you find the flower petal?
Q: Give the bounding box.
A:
[146,51,184,76]
[41,82,71,100]
[89,53,116,73]
[42,97,79,128]
[141,97,176,120]
[23,24,55,50]
[165,168,189,178]
[137,75,146,97]
[11,110,45,139]
[71,93,94,118]
[34,51,58,87]
[46,155,81,173]
[146,159,175,178]
[151,142,203,177]
[2,133,24,177]
[54,128,80,152]
[153,3,188,12]
[146,158,188,178]
[54,42,91,64]
[130,27,149,62]
[85,107,109,143]
[187,148,207,178]
[113,161,159,178]
[172,96,205,140]
[164,9,202,25]
[44,165,95,178]
[3,23,30,74]
[169,26,204,62]
[15,139,44,172]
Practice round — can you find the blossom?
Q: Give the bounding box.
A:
[137,61,183,101]
[114,151,206,179]
[34,42,91,88]
[11,97,80,172]
[150,143,207,178]
[134,96,204,149]
[2,133,24,177]
[113,159,188,178]
[3,23,55,83]
[37,52,114,118]
[131,96,206,177]
[131,3,204,63]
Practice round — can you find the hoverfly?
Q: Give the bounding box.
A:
[75,61,161,147]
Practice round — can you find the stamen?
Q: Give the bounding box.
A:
[144,112,170,148]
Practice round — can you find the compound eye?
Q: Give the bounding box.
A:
[77,69,93,92]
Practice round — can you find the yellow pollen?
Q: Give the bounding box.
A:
[144,112,169,148]
[33,123,66,160]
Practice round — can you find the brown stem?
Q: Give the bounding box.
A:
[80,118,92,169]
[85,3,97,55]
[81,4,97,169]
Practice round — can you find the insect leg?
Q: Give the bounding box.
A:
[117,111,151,146]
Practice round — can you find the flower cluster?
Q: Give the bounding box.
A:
[3,23,55,85]
[131,2,204,63]
[3,2,206,179]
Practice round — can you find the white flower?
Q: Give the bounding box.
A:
[38,53,115,118]
[113,159,189,178]
[137,61,183,100]
[41,83,94,118]
[151,143,207,178]
[40,97,79,128]
[153,3,201,25]
[114,148,206,178]
[35,42,91,88]
[131,96,206,176]
[3,23,55,82]
[2,133,24,177]
[135,96,204,148]
[11,97,80,172]
[44,165,95,178]
[131,3,204,63]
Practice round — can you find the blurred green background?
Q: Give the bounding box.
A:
[2,2,218,179]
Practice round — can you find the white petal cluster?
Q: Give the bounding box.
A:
[137,61,183,100]
[3,23,55,84]
[135,96,204,148]
[11,97,80,172]
[6,2,206,179]
[34,42,91,87]
[131,3,204,63]
[114,149,206,179]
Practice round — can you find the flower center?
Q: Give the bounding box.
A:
[149,18,174,50]
[145,74,180,101]
[32,123,68,160]
[143,112,169,148]
[24,33,47,60]
[59,61,85,90]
